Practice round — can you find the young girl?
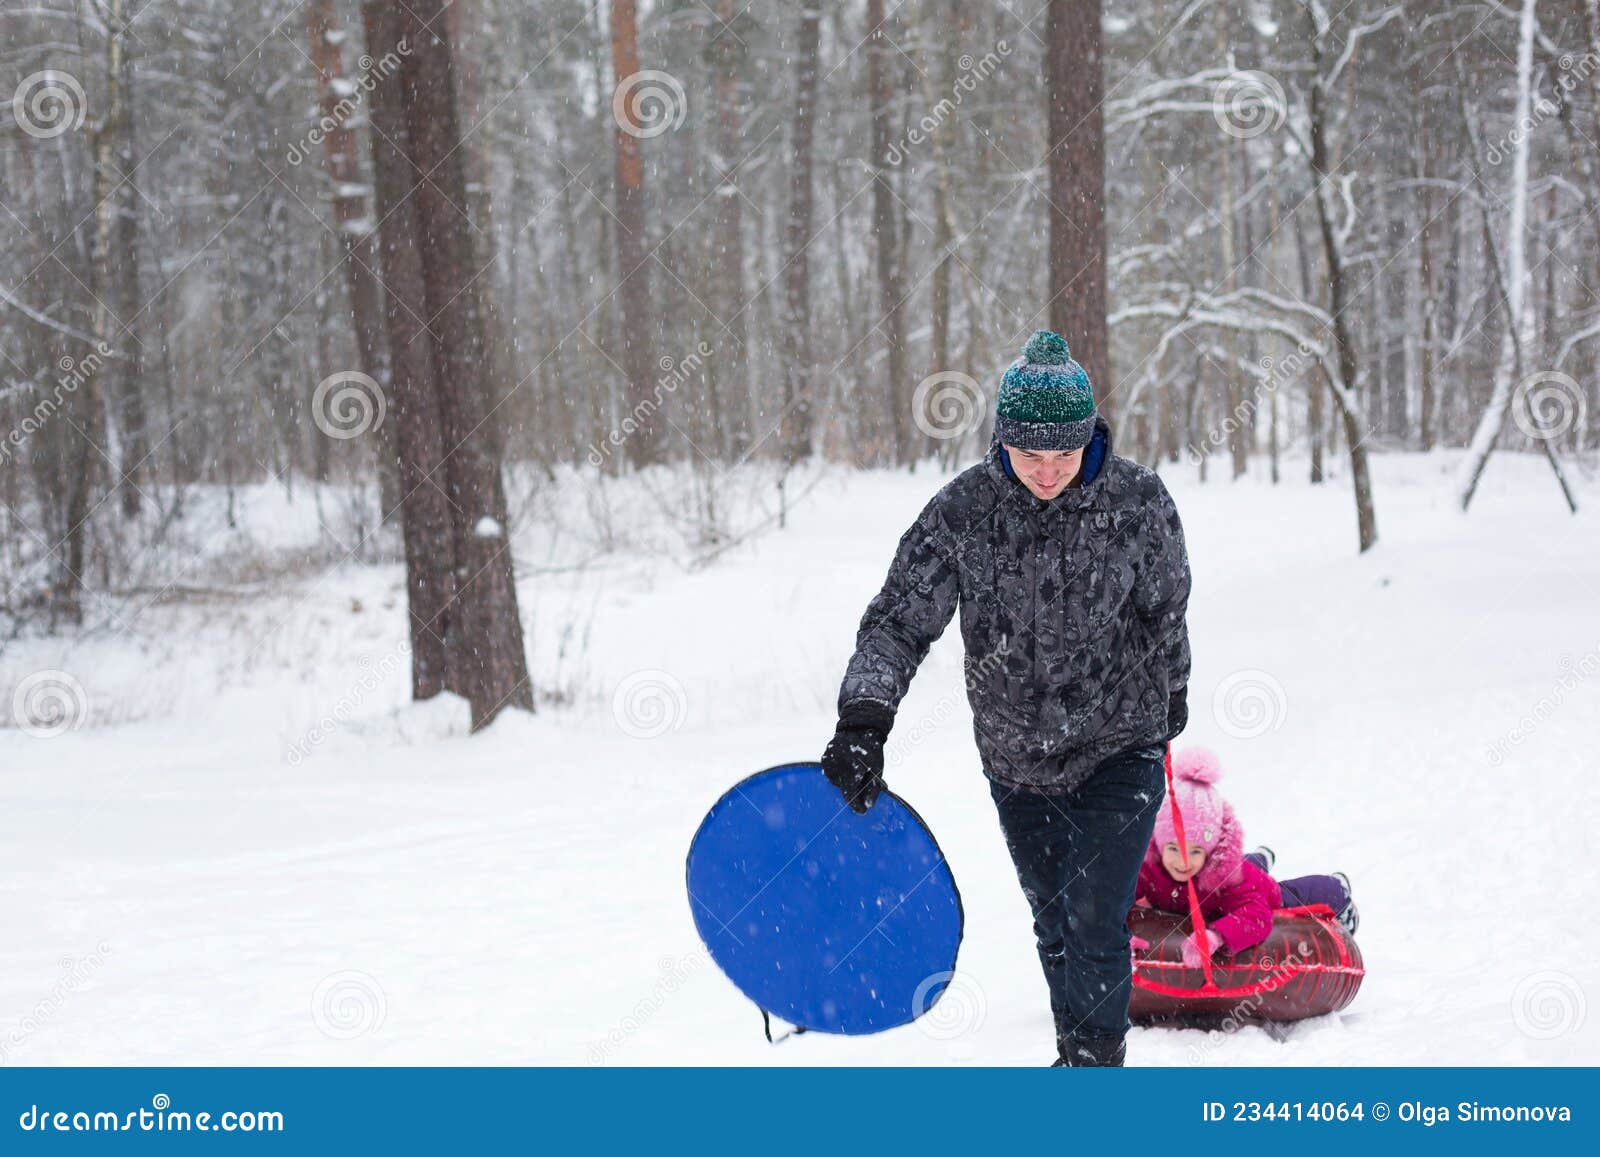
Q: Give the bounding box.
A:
[1133,747,1357,967]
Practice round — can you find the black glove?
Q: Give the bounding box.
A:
[821,702,893,814]
[1165,686,1189,741]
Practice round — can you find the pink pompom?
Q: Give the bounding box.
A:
[1172,745,1223,786]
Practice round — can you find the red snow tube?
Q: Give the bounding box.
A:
[1130,747,1365,1025]
[1129,904,1364,1023]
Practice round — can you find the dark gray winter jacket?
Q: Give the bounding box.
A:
[836,417,1191,792]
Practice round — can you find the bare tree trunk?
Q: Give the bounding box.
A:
[1292,198,1324,483]
[308,0,399,518]
[1415,63,1437,452]
[711,0,749,460]
[781,2,822,465]
[924,0,961,468]
[1307,17,1377,552]
[361,0,459,701]
[609,0,661,469]
[397,0,533,727]
[1458,0,1536,511]
[105,0,147,520]
[1046,0,1111,421]
[867,0,908,465]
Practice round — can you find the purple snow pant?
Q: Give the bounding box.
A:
[1243,853,1349,911]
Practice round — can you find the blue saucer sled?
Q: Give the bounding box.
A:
[686,762,964,1037]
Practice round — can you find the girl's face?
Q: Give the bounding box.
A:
[1162,841,1207,881]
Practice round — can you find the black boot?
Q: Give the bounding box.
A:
[1056,1034,1127,1067]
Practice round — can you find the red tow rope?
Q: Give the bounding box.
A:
[1162,744,1218,990]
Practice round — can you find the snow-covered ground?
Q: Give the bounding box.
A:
[2,448,1597,1066]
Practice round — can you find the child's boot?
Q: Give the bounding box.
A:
[1332,871,1359,935]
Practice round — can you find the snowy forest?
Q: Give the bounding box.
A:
[1,0,1597,1066]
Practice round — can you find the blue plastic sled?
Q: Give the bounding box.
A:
[686,762,963,1036]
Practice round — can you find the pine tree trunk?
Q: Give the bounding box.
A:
[781,2,821,465]
[362,0,458,701]
[308,0,399,520]
[1045,0,1111,421]
[609,0,661,469]
[394,0,533,726]
[867,0,908,465]
[106,0,147,520]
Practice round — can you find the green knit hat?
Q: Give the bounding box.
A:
[994,330,1097,451]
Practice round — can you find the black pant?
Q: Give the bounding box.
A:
[989,742,1167,1065]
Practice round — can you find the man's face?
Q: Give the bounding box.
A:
[1003,444,1085,500]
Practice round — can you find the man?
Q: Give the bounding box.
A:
[821,329,1191,1067]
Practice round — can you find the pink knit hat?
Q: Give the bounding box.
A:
[1150,746,1244,884]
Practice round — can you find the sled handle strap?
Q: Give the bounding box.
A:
[1163,744,1217,987]
[760,1008,809,1045]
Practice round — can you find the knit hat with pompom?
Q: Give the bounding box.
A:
[1151,746,1239,856]
[994,329,1097,451]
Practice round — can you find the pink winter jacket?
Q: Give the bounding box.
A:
[1134,847,1283,956]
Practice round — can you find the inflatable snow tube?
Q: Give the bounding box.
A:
[1129,904,1363,1024]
